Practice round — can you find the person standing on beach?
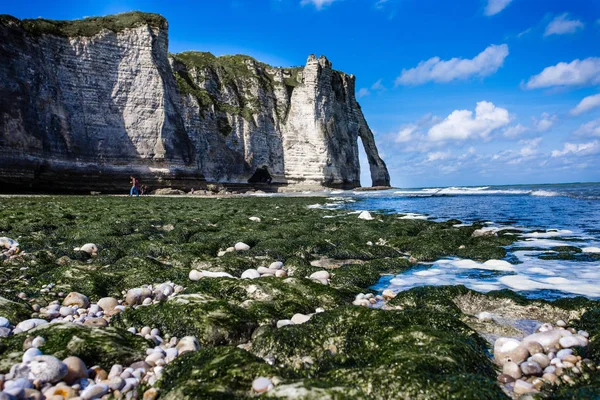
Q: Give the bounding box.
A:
[129,176,139,197]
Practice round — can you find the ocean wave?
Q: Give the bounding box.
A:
[531,190,561,197]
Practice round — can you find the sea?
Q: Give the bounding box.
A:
[276,183,600,300]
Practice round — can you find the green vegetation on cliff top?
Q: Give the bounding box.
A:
[0,12,167,37]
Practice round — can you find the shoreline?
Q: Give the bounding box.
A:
[0,196,599,398]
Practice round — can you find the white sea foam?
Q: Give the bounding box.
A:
[398,213,428,220]
[414,269,443,276]
[522,229,573,238]
[526,267,556,276]
[583,247,600,253]
[531,190,561,197]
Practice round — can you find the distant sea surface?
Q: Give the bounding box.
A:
[286,183,600,300]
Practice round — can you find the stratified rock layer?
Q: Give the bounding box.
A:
[0,12,389,192]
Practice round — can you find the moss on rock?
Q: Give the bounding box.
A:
[0,296,32,324]
[0,322,149,372]
[112,295,257,346]
[157,346,280,399]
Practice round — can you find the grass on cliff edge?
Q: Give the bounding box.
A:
[0,12,166,37]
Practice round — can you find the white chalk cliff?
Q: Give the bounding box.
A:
[0,12,389,192]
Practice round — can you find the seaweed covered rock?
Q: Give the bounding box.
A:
[157,347,280,399]
[0,322,149,372]
[251,306,503,398]
[184,277,353,323]
[0,296,32,324]
[112,294,257,346]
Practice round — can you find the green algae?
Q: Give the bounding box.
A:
[157,347,280,399]
[0,296,31,323]
[0,322,149,372]
[112,296,258,346]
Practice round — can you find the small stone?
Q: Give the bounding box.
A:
[31,337,45,349]
[145,352,163,366]
[241,269,260,279]
[0,317,9,328]
[574,330,588,339]
[75,243,98,256]
[62,292,90,308]
[559,336,582,348]
[80,383,108,399]
[125,288,153,305]
[16,319,47,332]
[23,348,43,363]
[291,313,311,324]
[257,267,271,274]
[23,388,43,400]
[497,374,515,384]
[521,361,542,376]
[382,289,396,300]
[513,379,538,395]
[275,270,287,278]
[0,327,10,337]
[556,320,567,327]
[252,377,273,393]
[234,242,251,251]
[62,356,88,384]
[269,262,283,270]
[43,386,77,399]
[563,355,578,364]
[309,271,330,280]
[83,318,108,328]
[503,362,522,379]
[276,320,295,328]
[108,364,123,379]
[538,323,553,332]
[494,338,529,366]
[188,270,203,281]
[556,349,573,359]
[142,297,153,305]
[176,336,199,354]
[108,377,125,391]
[530,353,550,369]
[28,356,68,383]
[523,341,544,357]
[143,388,159,400]
[97,297,119,313]
[542,373,557,384]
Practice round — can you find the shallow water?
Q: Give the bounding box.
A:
[296,183,600,300]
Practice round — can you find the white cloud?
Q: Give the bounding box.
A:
[395,124,417,143]
[371,79,386,91]
[525,57,600,89]
[517,28,532,38]
[375,0,389,8]
[552,140,600,157]
[395,44,509,86]
[300,0,337,10]
[426,151,451,162]
[427,101,511,142]
[357,88,370,98]
[532,113,557,132]
[575,119,600,137]
[571,94,600,115]
[484,0,513,16]
[545,13,585,36]
[503,124,528,138]
[519,137,542,157]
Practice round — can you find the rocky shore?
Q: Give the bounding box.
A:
[0,196,599,399]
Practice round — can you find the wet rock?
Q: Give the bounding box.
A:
[80,383,108,399]
[502,362,522,379]
[252,377,273,393]
[125,288,153,306]
[16,319,48,332]
[97,297,119,313]
[83,318,108,328]
[23,348,42,363]
[513,379,538,395]
[523,341,544,356]
[291,313,311,324]
[74,243,98,256]
[494,338,529,366]
[0,316,9,328]
[62,356,88,384]
[522,329,571,351]
[530,353,550,369]
[27,356,68,383]
[234,242,251,251]
[62,292,90,308]
[520,361,542,376]
[241,269,260,279]
[497,374,515,384]
[176,336,200,354]
[559,336,583,348]
[382,289,396,300]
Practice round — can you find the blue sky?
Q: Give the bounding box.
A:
[3,0,600,187]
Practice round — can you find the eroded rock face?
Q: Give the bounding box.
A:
[0,13,389,192]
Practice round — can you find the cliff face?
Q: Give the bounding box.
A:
[0,12,389,192]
